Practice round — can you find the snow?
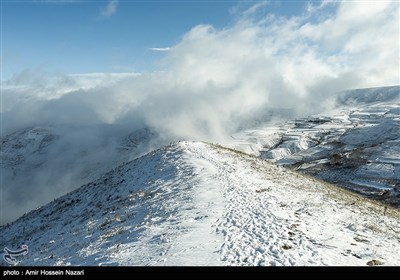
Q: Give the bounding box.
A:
[227,85,400,206]
[185,143,400,266]
[1,141,399,266]
[349,180,392,191]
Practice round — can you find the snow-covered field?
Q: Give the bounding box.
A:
[1,141,399,266]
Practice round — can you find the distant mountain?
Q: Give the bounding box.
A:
[230,85,400,206]
[0,125,158,225]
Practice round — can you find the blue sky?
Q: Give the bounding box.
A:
[1,0,308,79]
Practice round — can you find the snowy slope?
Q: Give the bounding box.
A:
[1,142,399,266]
[229,85,400,206]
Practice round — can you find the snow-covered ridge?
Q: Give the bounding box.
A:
[337,85,400,105]
[1,141,399,266]
[229,85,400,206]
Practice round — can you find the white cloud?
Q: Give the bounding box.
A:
[306,0,336,14]
[101,0,118,18]
[148,47,172,52]
[39,0,79,3]
[242,1,270,17]
[5,1,399,140]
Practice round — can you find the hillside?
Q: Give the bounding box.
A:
[1,142,399,266]
[0,125,156,225]
[229,86,400,206]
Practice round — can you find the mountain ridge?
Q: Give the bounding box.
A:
[1,141,399,266]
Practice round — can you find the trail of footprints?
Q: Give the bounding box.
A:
[184,142,399,266]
